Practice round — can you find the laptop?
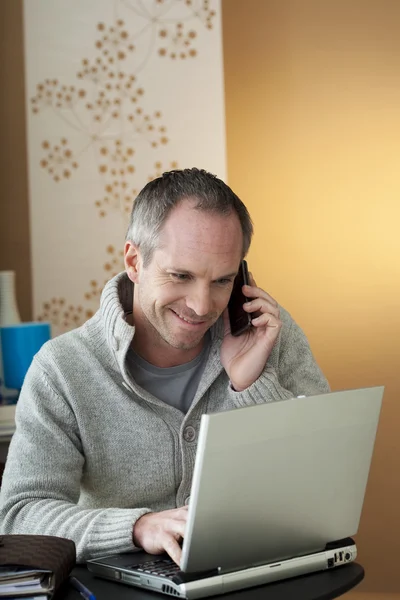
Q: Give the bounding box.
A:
[87,386,383,598]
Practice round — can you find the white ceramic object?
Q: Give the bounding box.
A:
[0,271,21,404]
[0,271,21,326]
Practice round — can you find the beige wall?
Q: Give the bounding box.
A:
[0,0,32,321]
[222,0,400,593]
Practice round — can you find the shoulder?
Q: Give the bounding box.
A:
[272,303,312,361]
[33,311,112,383]
[278,304,298,339]
[40,314,97,358]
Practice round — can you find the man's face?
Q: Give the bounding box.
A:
[132,200,243,355]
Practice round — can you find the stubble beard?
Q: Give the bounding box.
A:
[142,305,209,351]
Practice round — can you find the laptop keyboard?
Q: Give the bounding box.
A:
[131,559,180,579]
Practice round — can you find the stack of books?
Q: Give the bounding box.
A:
[0,566,53,598]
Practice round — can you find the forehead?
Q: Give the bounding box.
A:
[157,200,243,268]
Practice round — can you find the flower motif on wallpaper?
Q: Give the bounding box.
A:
[31,19,172,182]
[78,66,146,125]
[31,80,87,113]
[95,19,136,61]
[30,1,214,185]
[95,153,179,218]
[101,80,143,119]
[40,138,78,183]
[30,0,217,333]
[158,24,198,59]
[84,245,125,301]
[148,161,179,181]
[183,0,216,29]
[95,139,137,217]
[84,78,145,124]
[37,298,94,330]
[127,108,168,147]
[37,245,125,330]
[123,0,216,32]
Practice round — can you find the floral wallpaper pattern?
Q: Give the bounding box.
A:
[23,0,226,336]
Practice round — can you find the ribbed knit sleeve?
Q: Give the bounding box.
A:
[227,313,330,407]
[0,358,151,563]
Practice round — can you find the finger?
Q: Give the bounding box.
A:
[172,505,189,516]
[161,508,187,522]
[251,312,282,329]
[249,272,257,287]
[164,536,183,566]
[243,298,280,318]
[167,505,188,517]
[243,284,278,307]
[167,518,187,539]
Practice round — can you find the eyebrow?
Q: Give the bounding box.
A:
[167,267,238,281]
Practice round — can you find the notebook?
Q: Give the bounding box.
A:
[87,386,383,598]
[0,534,76,598]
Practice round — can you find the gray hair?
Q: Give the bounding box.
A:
[126,168,253,266]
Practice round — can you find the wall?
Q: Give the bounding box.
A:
[0,0,32,321]
[23,0,226,337]
[222,0,400,592]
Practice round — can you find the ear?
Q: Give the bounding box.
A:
[124,241,141,284]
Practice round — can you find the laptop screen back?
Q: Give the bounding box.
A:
[181,387,383,573]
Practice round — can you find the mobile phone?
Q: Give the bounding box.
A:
[228,259,253,336]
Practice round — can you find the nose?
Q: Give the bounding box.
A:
[185,284,212,318]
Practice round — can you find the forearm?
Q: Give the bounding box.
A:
[0,427,152,563]
[0,360,152,563]
[227,313,330,407]
[228,365,296,406]
[0,489,150,563]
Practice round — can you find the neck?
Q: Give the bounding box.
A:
[131,326,204,368]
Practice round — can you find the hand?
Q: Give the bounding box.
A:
[132,506,188,565]
[220,274,282,391]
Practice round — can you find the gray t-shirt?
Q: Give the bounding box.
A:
[126,334,211,414]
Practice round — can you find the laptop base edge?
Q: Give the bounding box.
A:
[87,541,357,599]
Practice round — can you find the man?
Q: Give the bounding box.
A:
[0,168,329,564]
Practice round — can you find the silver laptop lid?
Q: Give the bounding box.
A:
[181,386,383,573]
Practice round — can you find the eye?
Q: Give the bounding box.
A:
[170,273,191,281]
[215,278,233,286]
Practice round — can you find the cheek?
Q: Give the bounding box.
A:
[155,283,186,308]
[213,288,232,312]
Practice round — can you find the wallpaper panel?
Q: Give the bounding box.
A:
[23,0,225,336]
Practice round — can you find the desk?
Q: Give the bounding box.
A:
[59,563,364,600]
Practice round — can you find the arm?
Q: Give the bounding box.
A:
[227,313,330,408]
[220,276,329,405]
[0,358,151,563]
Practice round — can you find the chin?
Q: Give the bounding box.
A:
[166,334,204,351]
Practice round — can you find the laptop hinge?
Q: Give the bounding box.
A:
[325,537,355,550]
[172,567,220,585]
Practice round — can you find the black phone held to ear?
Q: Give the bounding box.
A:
[228,260,253,336]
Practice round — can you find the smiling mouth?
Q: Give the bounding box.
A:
[171,310,206,326]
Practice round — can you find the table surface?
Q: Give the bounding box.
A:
[59,562,364,600]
